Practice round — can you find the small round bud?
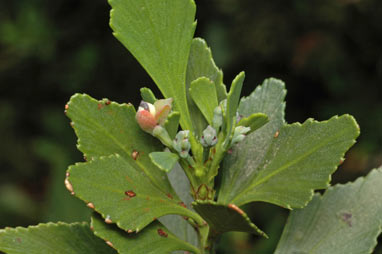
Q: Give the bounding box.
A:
[173,130,191,158]
[212,106,223,131]
[231,126,251,145]
[200,125,218,147]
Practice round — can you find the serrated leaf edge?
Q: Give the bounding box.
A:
[67,154,204,233]
[0,221,89,234]
[66,93,174,196]
[90,214,201,254]
[277,167,382,254]
[231,114,360,208]
[192,200,268,238]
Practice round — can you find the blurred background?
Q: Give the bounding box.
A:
[0,0,381,253]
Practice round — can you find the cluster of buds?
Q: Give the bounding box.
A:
[200,125,217,147]
[136,97,251,169]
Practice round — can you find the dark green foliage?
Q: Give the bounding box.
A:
[0,0,381,253]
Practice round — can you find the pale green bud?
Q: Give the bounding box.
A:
[231,126,251,145]
[212,106,223,131]
[200,125,218,147]
[173,130,191,158]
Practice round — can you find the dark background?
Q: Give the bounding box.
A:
[0,0,381,253]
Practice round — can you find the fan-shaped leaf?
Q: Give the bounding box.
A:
[67,154,204,233]
[109,0,196,131]
[275,167,382,254]
[218,79,360,210]
[66,93,175,196]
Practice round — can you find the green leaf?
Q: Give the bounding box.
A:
[218,78,286,203]
[275,166,382,254]
[237,112,269,134]
[185,38,226,137]
[221,115,359,208]
[66,93,175,196]
[164,111,180,139]
[224,71,245,146]
[149,151,179,172]
[140,87,157,104]
[218,79,360,210]
[190,77,219,124]
[109,0,196,131]
[192,200,267,238]
[91,213,200,254]
[68,154,203,233]
[160,163,198,247]
[186,38,226,102]
[0,222,115,254]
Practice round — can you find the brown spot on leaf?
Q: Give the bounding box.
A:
[179,202,187,208]
[143,207,150,213]
[65,104,69,110]
[87,202,95,209]
[146,196,150,201]
[157,228,168,238]
[127,229,133,233]
[105,100,111,105]
[340,212,352,227]
[66,172,70,177]
[167,193,173,199]
[125,190,136,198]
[132,150,139,160]
[228,204,244,215]
[90,226,94,231]
[274,131,280,138]
[16,238,21,243]
[97,103,104,110]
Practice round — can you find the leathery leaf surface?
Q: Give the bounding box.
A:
[275,167,382,254]
[109,0,196,131]
[192,200,267,238]
[68,154,203,233]
[91,213,200,254]
[65,93,176,196]
[218,79,360,209]
[0,222,115,254]
[186,37,226,137]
